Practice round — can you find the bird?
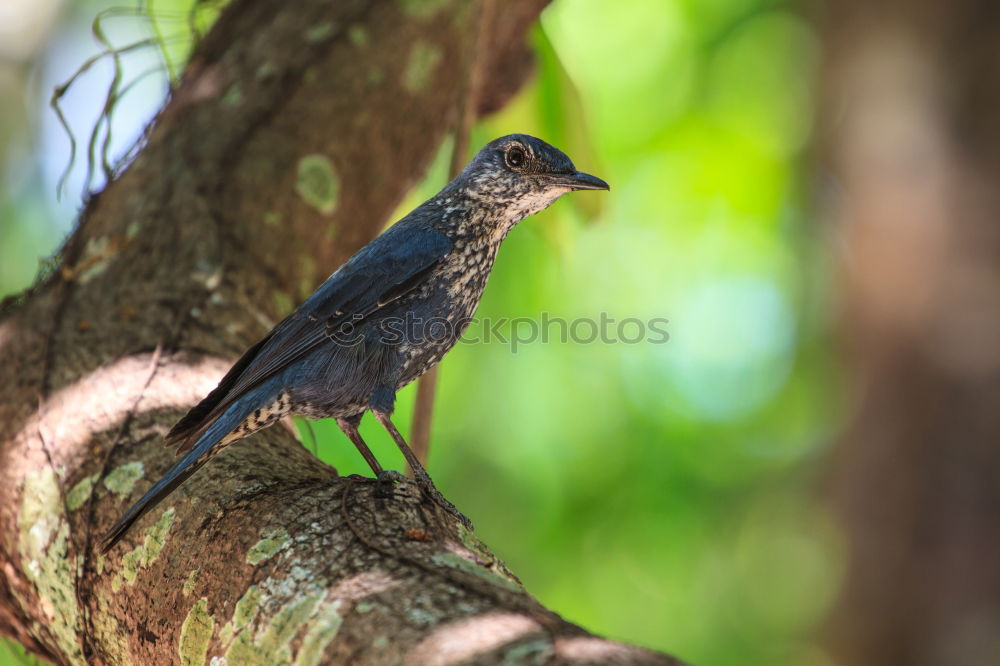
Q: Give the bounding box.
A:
[101,134,609,551]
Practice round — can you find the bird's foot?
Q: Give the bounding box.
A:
[375,470,473,530]
[375,470,406,498]
[414,475,474,531]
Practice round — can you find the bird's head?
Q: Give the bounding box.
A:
[456,134,609,224]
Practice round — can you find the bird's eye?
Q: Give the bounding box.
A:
[505,145,527,169]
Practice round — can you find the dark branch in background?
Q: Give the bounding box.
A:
[0,0,684,664]
[822,1,1000,665]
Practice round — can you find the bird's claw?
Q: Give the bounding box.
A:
[375,470,406,498]
[375,470,472,530]
[414,476,474,531]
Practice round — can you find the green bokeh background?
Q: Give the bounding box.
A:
[0,1,841,664]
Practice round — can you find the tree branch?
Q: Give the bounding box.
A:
[0,0,684,663]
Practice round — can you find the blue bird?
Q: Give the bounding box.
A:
[102,134,608,550]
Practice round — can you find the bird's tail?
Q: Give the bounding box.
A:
[100,399,254,552]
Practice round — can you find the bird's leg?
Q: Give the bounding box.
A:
[372,409,473,530]
[335,415,382,474]
[335,415,400,498]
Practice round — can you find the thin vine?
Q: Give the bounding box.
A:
[50,0,227,202]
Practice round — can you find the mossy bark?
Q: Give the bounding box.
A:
[0,0,683,664]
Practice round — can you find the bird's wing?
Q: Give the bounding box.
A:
[167,223,452,449]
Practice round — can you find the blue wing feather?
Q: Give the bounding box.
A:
[167,219,451,451]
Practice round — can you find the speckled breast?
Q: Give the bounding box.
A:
[386,234,503,390]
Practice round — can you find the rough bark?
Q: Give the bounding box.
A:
[0,1,683,664]
[821,1,1000,664]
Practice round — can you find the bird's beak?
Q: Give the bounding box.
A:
[548,171,610,191]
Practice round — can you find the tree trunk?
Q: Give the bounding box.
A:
[0,1,683,664]
[821,1,1000,664]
